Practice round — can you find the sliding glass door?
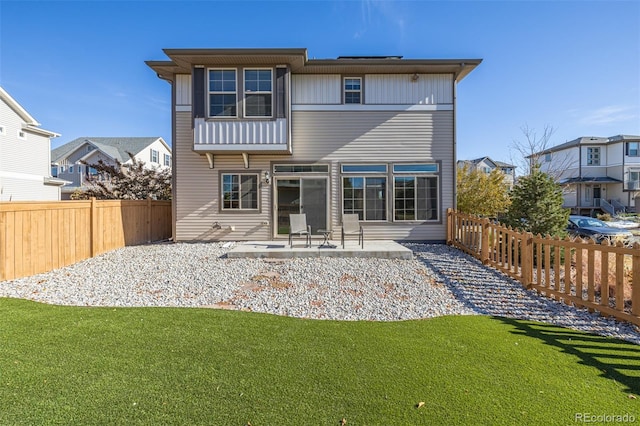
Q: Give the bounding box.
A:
[276,177,328,235]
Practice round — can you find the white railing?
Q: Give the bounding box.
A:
[193,118,288,151]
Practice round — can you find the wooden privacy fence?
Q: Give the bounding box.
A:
[0,198,172,281]
[447,208,640,327]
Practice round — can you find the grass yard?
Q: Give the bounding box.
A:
[1,298,639,425]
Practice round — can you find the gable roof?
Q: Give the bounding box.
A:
[532,134,640,156]
[0,86,60,138]
[52,137,169,163]
[461,156,516,169]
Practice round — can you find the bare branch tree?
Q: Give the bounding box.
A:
[509,124,577,181]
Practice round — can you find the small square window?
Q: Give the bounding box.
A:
[0,125,6,135]
[344,77,362,104]
[17,130,26,139]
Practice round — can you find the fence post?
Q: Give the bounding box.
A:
[632,242,640,317]
[147,197,152,243]
[446,208,453,245]
[480,218,490,264]
[519,232,533,288]
[90,197,97,257]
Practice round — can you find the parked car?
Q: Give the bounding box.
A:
[567,215,633,245]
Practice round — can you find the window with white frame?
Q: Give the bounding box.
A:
[587,147,600,166]
[209,69,237,117]
[544,153,552,162]
[392,163,439,221]
[164,153,171,167]
[344,77,362,104]
[0,125,5,135]
[222,173,258,210]
[69,165,74,174]
[17,130,26,140]
[150,149,159,163]
[628,170,640,190]
[244,69,272,117]
[626,142,640,157]
[342,164,387,221]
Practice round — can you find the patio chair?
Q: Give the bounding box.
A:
[341,214,364,249]
[289,213,311,248]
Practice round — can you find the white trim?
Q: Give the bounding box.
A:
[343,76,362,105]
[292,104,453,111]
[392,175,440,222]
[243,68,273,118]
[176,105,192,112]
[220,172,260,211]
[207,68,238,118]
[0,170,47,182]
[193,144,288,152]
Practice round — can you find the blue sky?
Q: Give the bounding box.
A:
[1,0,638,168]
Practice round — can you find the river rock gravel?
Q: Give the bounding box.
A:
[1,242,638,344]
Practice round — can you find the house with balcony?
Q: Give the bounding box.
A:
[0,86,65,201]
[457,157,516,190]
[146,48,481,241]
[536,134,640,215]
[51,136,171,199]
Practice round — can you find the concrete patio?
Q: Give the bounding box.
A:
[226,240,413,259]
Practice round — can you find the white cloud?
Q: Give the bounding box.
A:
[576,105,638,126]
[352,0,406,40]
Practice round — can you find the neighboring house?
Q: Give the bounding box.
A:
[51,137,171,199]
[536,135,640,215]
[457,157,516,190]
[146,48,481,241]
[0,86,65,201]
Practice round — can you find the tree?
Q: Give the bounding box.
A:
[457,164,511,217]
[71,154,171,200]
[509,124,575,179]
[503,165,568,237]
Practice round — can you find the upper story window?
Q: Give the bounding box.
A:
[244,69,272,117]
[164,153,171,167]
[51,165,58,177]
[344,77,362,104]
[544,153,552,162]
[587,147,600,166]
[209,69,237,117]
[626,142,640,157]
[17,130,26,140]
[150,149,159,163]
[0,125,5,135]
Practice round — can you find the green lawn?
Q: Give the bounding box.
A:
[1,298,638,425]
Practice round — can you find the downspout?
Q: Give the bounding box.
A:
[452,63,465,212]
[157,72,177,242]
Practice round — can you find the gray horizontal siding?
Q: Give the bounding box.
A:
[174,110,454,241]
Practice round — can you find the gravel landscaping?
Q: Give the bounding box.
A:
[1,242,639,344]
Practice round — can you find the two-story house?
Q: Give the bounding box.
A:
[0,86,65,201]
[537,134,640,215]
[146,48,481,241]
[51,137,171,199]
[457,157,516,190]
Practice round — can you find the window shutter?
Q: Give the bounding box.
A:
[276,67,287,118]
[192,67,205,120]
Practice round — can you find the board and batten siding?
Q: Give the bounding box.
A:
[174,109,453,241]
[365,74,453,105]
[292,74,452,105]
[292,75,341,104]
